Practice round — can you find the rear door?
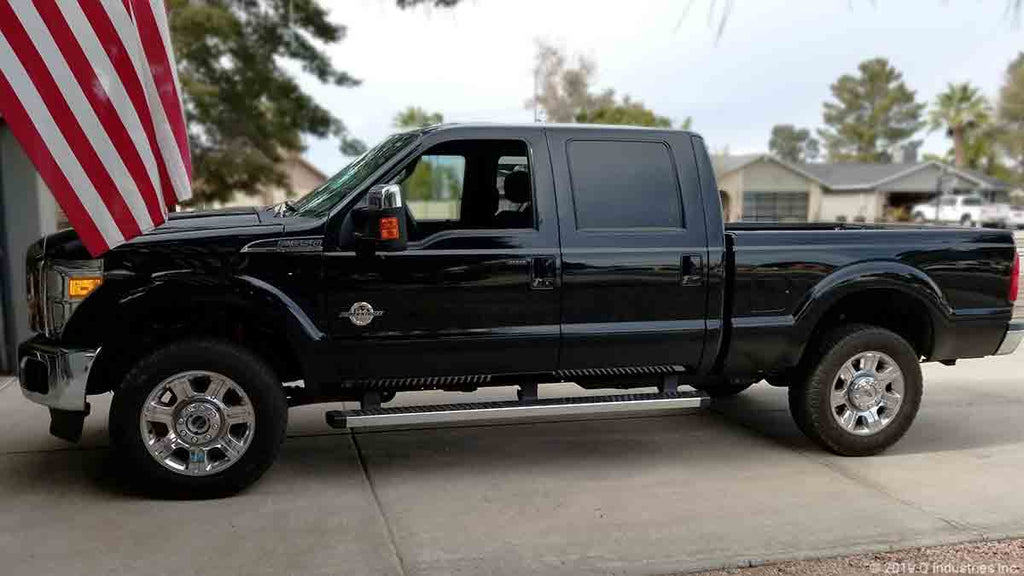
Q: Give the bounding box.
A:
[547,129,709,372]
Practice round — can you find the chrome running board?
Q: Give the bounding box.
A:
[325,390,709,431]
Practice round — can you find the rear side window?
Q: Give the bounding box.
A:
[567,140,683,230]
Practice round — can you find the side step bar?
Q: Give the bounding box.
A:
[325,390,710,431]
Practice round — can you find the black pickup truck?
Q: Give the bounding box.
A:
[18,124,1023,496]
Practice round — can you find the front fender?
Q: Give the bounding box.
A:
[67,273,322,344]
[62,271,325,392]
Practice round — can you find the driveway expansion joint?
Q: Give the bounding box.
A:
[351,433,408,576]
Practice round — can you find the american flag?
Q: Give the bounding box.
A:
[0,0,192,256]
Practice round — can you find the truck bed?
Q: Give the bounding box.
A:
[720,224,1017,375]
[725,222,955,232]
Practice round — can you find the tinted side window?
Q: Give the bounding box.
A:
[391,140,534,242]
[403,155,466,222]
[568,140,682,230]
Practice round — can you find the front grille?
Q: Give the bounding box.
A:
[25,251,45,334]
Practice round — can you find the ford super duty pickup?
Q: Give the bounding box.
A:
[17,124,1024,496]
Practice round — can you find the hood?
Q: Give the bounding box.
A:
[34,206,281,261]
[149,206,267,233]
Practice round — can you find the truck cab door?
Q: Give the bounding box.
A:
[321,128,561,381]
[546,129,709,373]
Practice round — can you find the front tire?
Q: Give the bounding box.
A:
[789,324,922,456]
[109,339,288,497]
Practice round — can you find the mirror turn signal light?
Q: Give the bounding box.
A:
[379,217,400,241]
[68,276,103,299]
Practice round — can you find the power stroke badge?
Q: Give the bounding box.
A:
[343,302,384,326]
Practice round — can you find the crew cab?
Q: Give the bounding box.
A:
[18,124,1023,496]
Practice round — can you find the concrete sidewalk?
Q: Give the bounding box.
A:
[2,353,1024,575]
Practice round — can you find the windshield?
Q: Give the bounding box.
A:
[290,132,420,217]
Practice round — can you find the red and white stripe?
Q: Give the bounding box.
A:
[0,0,191,256]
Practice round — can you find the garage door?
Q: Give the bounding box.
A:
[742,191,808,222]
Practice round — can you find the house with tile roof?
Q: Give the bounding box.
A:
[714,154,1012,223]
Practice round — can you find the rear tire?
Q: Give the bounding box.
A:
[788,324,922,456]
[109,339,287,498]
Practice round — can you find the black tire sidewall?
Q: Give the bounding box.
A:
[109,339,287,497]
[796,326,922,456]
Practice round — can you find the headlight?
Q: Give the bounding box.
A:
[31,259,104,338]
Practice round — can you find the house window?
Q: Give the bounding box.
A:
[742,191,808,222]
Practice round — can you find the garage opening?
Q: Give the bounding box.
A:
[742,191,808,222]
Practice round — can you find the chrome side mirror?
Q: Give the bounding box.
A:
[368,184,403,210]
[355,184,407,254]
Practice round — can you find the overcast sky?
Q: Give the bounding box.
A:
[297,0,1023,175]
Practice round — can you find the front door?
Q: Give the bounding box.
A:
[547,129,709,373]
[322,129,560,382]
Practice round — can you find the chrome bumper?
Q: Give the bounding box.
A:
[18,337,98,412]
[995,321,1024,356]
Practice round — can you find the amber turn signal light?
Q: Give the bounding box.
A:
[379,217,400,240]
[68,276,103,299]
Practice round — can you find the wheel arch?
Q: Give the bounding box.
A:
[74,274,322,395]
[792,261,949,364]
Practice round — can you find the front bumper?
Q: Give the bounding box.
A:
[995,321,1024,356]
[18,336,97,412]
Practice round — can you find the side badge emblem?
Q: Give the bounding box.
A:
[344,302,384,326]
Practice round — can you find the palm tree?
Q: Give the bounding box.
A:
[929,83,992,168]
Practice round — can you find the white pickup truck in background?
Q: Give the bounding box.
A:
[911,194,1011,228]
[1009,205,1024,229]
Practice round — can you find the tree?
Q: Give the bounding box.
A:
[577,95,672,127]
[676,1,1022,42]
[998,53,1024,185]
[769,124,820,163]
[818,58,926,163]
[527,41,688,129]
[168,0,370,204]
[169,0,463,205]
[394,107,444,129]
[928,83,992,168]
[526,40,603,123]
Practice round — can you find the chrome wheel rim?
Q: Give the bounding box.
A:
[830,351,904,436]
[140,371,255,476]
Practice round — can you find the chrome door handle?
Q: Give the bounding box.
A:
[530,256,557,290]
[681,255,704,287]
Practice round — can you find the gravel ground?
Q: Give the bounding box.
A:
[687,539,1024,576]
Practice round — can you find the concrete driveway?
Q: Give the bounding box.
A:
[1,351,1024,576]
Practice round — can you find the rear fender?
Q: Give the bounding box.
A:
[789,261,949,362]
